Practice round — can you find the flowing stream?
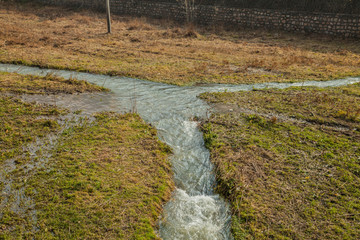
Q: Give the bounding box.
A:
[1,63,359,239]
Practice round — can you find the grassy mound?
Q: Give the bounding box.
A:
[200,84,360,239]
[0,72,174,239]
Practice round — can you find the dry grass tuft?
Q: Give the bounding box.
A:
[126,17,154,31]
[0,71,107,94]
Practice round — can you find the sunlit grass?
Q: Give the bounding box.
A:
[201,83,360,239]
[0,72,173,239]
[0,71,107,94]
[1,2,360,86]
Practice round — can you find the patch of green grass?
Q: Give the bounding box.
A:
[0,71,107,94]
[1,112,174,239]
[0,96,62,164]
[201,83,360,128]
[0,96,65,238]
[0,71,172,239]
[201,84,360,239]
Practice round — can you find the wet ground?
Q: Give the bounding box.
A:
[1,63,359,239]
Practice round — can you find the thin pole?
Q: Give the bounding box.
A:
[106,0,111,33]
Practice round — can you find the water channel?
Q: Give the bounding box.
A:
[1,63,359,239]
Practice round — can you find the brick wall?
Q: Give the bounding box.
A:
[37,0,360,38]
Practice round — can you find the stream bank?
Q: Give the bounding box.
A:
[1,63,360,239]
[0,72,173,239]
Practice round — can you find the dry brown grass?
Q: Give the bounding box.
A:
[0,71,107,94]
[1,2,360,85]
[201,84,360,129]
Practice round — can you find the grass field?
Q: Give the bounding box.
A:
[2,1,360,239]
[200,84,360,239]
[0,72,174,239]
[1,2,360,86]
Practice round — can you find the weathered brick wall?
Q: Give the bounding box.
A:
[37,0,360,38]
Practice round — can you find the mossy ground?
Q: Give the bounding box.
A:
[1,2,360,86]
[200,84,360,239]
[0,73,174,239]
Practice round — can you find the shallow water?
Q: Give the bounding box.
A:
[0,112,87,232]
[1,63,359,239]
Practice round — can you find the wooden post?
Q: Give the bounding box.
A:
[106,0,111,33]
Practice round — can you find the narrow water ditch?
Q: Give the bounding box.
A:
[1,64,359,239]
